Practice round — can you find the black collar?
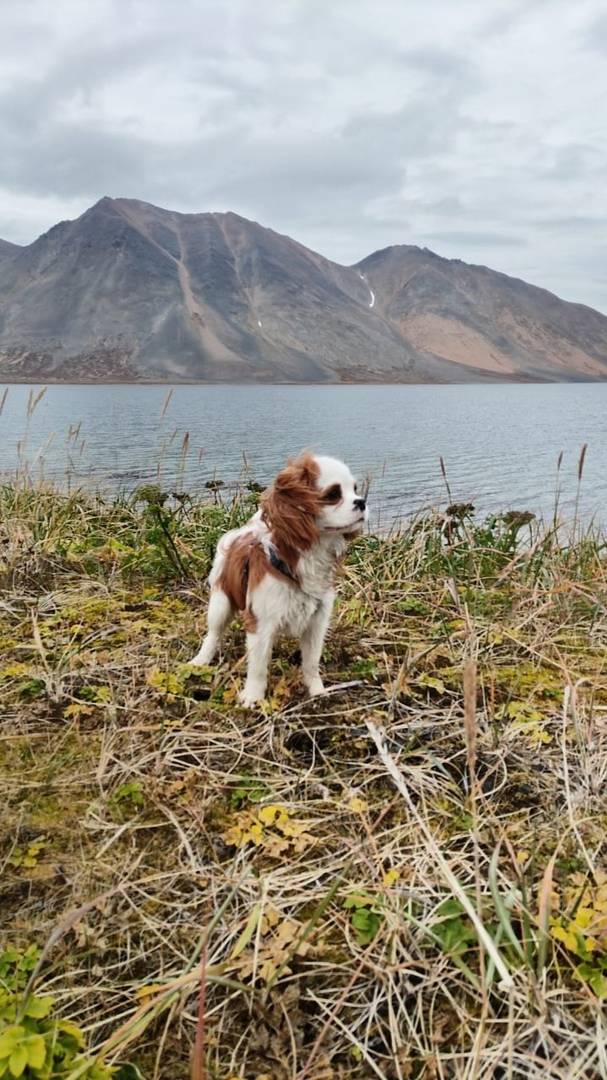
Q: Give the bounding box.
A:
[268,544,299,585]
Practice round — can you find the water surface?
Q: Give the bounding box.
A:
[1,383,605,526]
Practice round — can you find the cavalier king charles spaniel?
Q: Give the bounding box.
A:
[189,452,368,706]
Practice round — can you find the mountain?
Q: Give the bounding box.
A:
[358,246,607,381]
[0,238,22,259]
[0,197,606,383]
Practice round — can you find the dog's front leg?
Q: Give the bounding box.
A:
[240,626,276,707]
[300,595,334,697]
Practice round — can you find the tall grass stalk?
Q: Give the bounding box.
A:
[573,442,588,537]
[2,481,607,1077]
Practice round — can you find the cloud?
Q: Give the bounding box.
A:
[583,12,607,52]
[424,231,527,248]
[0,0,606,311]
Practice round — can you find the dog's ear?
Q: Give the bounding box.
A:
[262,453,320,558]
[274,453,318,496]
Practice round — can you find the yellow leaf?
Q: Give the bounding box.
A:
[248,822,264,844]
[280,818,307,837]
[147,669,183,695]
[551,925,577,951]
[136,983,166,999]
[63,702,95,719]
[224,825,244,846]
[274,919,299,947]
[1,662,31,678]
[349,797,368,814]
[347,892,375,908]
[572,907,594,930]
[535,730,553,745]
[258,804,286,826]
[275,810,291,832]
[263,836,290,857]
[290,832,315,853]
[260,953,289,984]
[383,869,400,887]
[260,907,281,934]
[416,673,446,694]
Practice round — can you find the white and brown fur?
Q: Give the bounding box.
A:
[189,453,368,706]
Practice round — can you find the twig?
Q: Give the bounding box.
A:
[365,719,513,988]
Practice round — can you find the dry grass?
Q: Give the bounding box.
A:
[2,482,607,1079]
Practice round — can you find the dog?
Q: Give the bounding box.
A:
[189,452,368,706]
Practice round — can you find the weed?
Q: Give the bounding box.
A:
[2,483,607,1077]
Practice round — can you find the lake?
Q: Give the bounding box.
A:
[1,382,605,527]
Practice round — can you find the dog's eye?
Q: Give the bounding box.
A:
[323,484,342,503]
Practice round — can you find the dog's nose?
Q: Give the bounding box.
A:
[354,497,366,512]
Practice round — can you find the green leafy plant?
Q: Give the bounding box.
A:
[229,775,271,809]
[498,700,553,745]
[352,658,379,679]
[134,486,187,578]
[18,680,46,702]
[0,950,40,995]
[551,872,607,997]
[0,950,134,1078]
[0,1007,112,1079]
[431,898,477,959]
[110,781,145,818]
[7,840,46,872]
[344,893,382,945]
[147,663,214,702]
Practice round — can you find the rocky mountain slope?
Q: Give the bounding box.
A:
[0,238,22,258]
[0,197,605,382]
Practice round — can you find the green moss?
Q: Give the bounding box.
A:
[484,661,563,702]
[2,482,607,1076]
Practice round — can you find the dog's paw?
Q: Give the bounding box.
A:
[306,678,325,698]
[188,652,213,667]
[239,686,265,708]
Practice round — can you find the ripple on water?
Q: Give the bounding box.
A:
[1,382,605,525]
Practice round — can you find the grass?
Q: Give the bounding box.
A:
[1,481,607,1078]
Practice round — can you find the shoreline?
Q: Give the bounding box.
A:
[0,376,602,387]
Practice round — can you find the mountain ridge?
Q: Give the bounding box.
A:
[0,197,606,383]
[0,238,23,258]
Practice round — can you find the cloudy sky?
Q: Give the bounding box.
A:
[1,0,606,309]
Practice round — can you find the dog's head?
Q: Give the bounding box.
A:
[261,453,367,559]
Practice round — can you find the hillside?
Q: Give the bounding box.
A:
[0,238,22,258]
[0,197,606,382]
[359,245,607,381]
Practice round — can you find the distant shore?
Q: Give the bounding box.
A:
[0,374,596,386]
